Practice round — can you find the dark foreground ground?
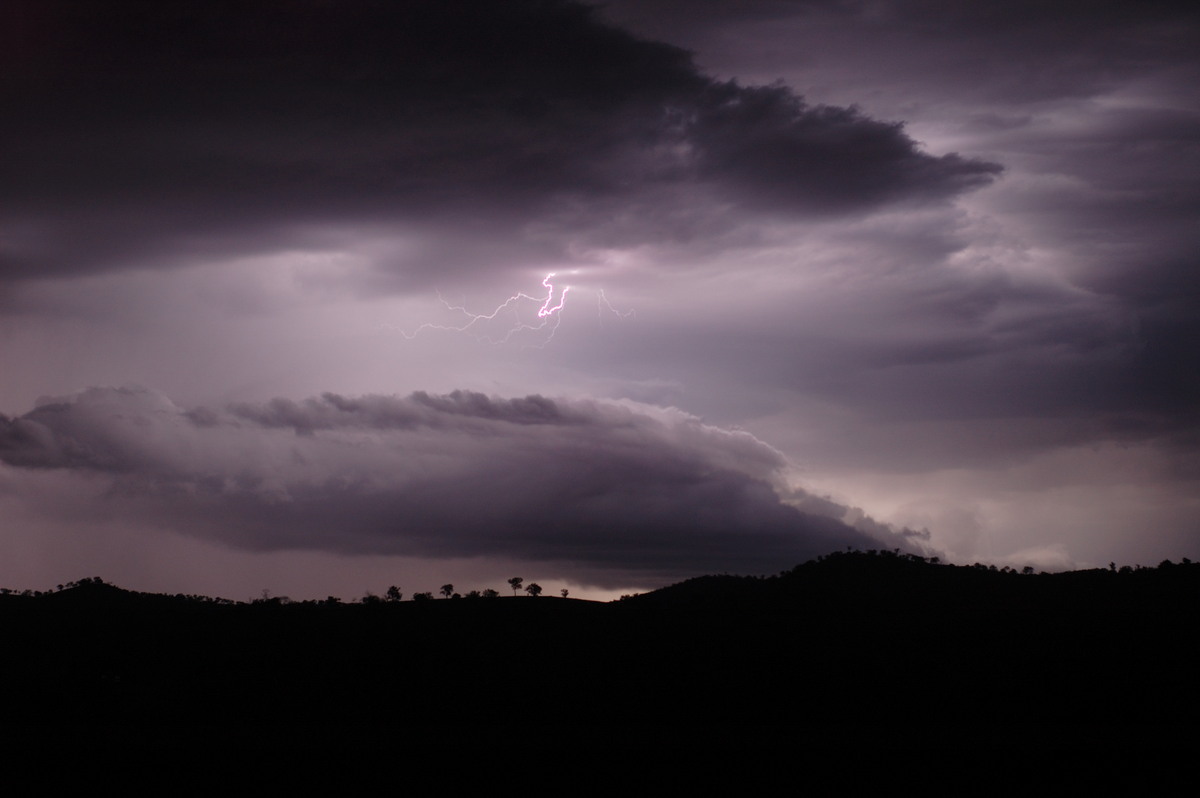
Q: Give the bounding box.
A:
[2,551,1197,750]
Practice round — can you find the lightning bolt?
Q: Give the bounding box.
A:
[598,289,635,322]
[398,273,630,346]
[399,272,629,347]
[536,273,570,318]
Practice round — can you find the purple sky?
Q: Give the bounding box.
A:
[2,0,1197,600]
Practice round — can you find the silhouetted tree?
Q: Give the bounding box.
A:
[482,588,500,599]
[385,585,403,602]
[508,577,523,596]
[561,588,569,599]
[412,592,433,601]
[441,584,454,599]
[526,583,542,597]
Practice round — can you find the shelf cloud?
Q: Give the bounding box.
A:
[1,386,911,583]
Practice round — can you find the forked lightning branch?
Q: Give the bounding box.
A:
[401,273,631,345]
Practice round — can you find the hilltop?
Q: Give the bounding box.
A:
[3,551,1197,749]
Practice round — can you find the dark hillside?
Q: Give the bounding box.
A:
[3,553,1197,749]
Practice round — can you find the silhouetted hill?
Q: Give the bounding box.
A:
[3,552,1197,750]
[41,578,146,607]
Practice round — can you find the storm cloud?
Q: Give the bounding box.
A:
[1,0,996,285]
[0,386,900,582]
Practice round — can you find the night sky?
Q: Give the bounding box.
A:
[2,0,1197,600]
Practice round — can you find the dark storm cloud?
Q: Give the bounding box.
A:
[601,0,1200,444]
[989,106,1200,423]
[686,82,998,212]
[604,0,1200,104]
[843,0,1200,103]
[0,386,902,581]
[1,0,997,285]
